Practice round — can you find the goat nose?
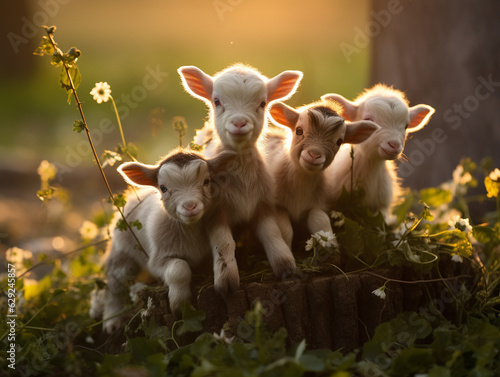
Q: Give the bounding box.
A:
[183,202,197,211]
[388,141,400,150]
[232,120,247,128]
[308,150,321,159]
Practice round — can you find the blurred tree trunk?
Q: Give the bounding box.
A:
[369,1,500,193]
[1,0,37,79]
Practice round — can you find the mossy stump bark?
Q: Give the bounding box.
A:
[137,259,474,351]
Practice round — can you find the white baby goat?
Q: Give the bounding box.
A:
[102,148,235,334]
[178,63,302,288]
[322,84,435,217]
[264,100,379,248]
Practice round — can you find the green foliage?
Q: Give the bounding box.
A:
[115,218,142,232]
[101,149,122,167]
[34,27,82,104]
[58,59,81,104]
[36,187,56,202]
[359,314,500,376]
[115,218,128,232]
[189,141,204,151]
[72,120,85,133]
[177,303,206,335]
[420,187,452,208]
[115,142,139,160]
[111,193,127,209]
[172,116,188,147]
[21,24,500,377]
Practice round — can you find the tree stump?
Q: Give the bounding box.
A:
[137,261,474,351]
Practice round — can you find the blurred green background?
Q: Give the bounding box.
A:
[0,0,371,249]
[1,0,370,167]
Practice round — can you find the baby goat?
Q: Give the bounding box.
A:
[178,63,302,289]
[263,100,379,248]
[102,148,234,334]
[322,84,435,217]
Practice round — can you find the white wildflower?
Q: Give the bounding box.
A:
[213,329,235,344]
[489,168,500,181]
[452,165,472,186]
[306,230,339,251]
[330,210,343,219]
[452,165,463,183]
[332,219,344,227]
[460,172,472,185]
[330,211,345,227]
[448,215,472,233]
[6,247,32,266]
[451,254,463,263]
[101,150,123,168]
[37,160,57,182]
[372,287,386,300]
[85,336,95,344]
[141,297,155,319]
[305,237,315,251]
[129,282,147,304]
[440,181,454,192]
[90,82,111,104]
[316,230,338,248]
[79,220,99,241]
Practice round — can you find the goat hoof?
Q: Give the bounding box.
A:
[214,261,240,296]
[272,256,297,280]
[168,290,193,315]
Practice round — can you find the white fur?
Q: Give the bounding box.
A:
[179,63,303,281]
[101,150,234,334]
[322,84,435,217]
[263,101,379,248]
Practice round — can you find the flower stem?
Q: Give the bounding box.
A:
[110,96,127,149]
[109,95,137,162]
[43,27,147,258]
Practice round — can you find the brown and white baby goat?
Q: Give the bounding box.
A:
[263,100,379,248]
[178,64,303,291]
[101,148,234,334]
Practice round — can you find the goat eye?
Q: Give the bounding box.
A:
[296,127,303,136]
[203,178,210,186]
[214,98,221,107]
[336,138,343,146]
[260,101,266,109]
[159,185,168,193]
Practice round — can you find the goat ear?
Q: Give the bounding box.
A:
[407,104,435,133]
[344,120,380,144]
[267,70,303,103]
[118,162,158,187]
[178,66,214,102]
[269,102,300,130]
[321,94,358,121]
[207,150,238,175]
